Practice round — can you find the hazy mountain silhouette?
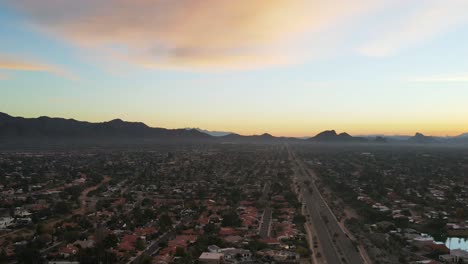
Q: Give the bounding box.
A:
[187,128,232,137]
[218,132,299,143]
[374,136,387,143]
[2,112,466,146]
[408,132,437,143]
[0,112,210,139]
[309,130,367,142]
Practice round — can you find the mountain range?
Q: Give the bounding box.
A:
[0,112,209,140]
[1,112,467,145]
[186,128,233,137]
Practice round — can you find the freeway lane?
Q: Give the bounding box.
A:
[259,207,272,238]
[294,166,342,264]
[289,145,364,264]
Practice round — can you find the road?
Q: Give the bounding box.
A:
[128,229,175,264]
[288,145,364,264]
[128,217,191,264]
[75,175,111,215]
[258,182,272,238]
[259,207,272,238]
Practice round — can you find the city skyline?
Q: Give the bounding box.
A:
[2,1,468,137]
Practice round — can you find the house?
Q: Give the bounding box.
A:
[118,234,138,251]
[74,239,95,249]
[258,250,300,262]
[199,252,224,264]
[0,217,14,229]
[439,249,468,263]
[58,244,78,258]
[219,248,252,262]
[14,207,32,217]
[16,217,32,225]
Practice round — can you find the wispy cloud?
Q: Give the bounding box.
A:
[0,55,76,79]
[411,73,468,83]
[359,0,468,57]
[9,0,384,69]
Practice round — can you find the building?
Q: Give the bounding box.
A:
[0,217,14,229]
[199,252,224,264]
[439,249,468,263]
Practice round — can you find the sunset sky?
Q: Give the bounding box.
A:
[1,0,468,137]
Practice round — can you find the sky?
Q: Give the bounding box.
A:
[1,0,468,137]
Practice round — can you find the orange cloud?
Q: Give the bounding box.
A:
[0,55,75,79]
[10,0,383,69]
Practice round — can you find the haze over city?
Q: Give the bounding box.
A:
[2,1,468,137]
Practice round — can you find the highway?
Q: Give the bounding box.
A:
[288,146,364,264]
[258,182,272,238]
[259,207,272,238]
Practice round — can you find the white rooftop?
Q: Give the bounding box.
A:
[199,252,224,260]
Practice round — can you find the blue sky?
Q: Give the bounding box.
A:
[1,0,468,136]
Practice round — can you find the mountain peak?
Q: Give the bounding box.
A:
[338,132,352,138]
[260,133,273,137]
[0,112,12,120]
[189,128,233,137]
[409,132,436,143]
[315,130,338,138]
[311,130,367,142]
[109,118,124,123]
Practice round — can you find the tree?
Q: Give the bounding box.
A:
[135,238,146,251]
[174,247,185,257]
[159,214,173,230]
[103,233,119,249]
[16,247,41,264]
[0,249,8,263]
[293,215,306,226]
[63,231,81,243]
[456,208,466,220]
[247,240,268,252]
[296,246,310,257]
[36,223,51,236]
[54,201,71,215]
[221,211,242,227]
[203,222,218,235]
[138,254,152,264]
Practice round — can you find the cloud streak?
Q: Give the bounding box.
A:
[0,55,76,79]
[9,0,383,69]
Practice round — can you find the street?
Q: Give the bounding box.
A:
[289,145,365,264]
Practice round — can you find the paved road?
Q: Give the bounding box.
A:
[128,229,175,264]
[258,182,273,238]
[259,207,272,238]
[289,146,364,264]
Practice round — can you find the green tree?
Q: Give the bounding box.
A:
[54,201,71,215]
[175,247,186,257]
[221,211,242,227]
[103,233,119,249]
[63,231,80,243]
[159,214,173,230]
[135,238,146,251]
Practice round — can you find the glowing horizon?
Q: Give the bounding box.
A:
[1,1,468,137]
